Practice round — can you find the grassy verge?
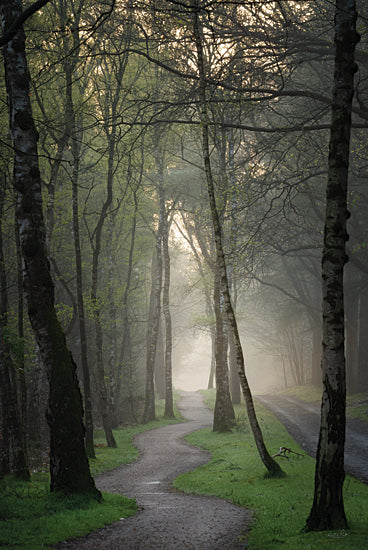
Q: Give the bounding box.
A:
[175,389,368,549]
[0,398,183,550]
[274,385,368,424]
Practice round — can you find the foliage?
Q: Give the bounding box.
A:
[174,400,368,549]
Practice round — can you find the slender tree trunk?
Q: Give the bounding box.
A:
[71,129,95,458]
[192,2,284,476]
[207,326,216,389]
[14,196,28,451]
[116,187,139,422]
[0,175,29,480]
[162,200,174,418]
[90,137,117,448]
[213,268,235,431]
[142,236,163,423]
[305,0,359,531]
[154,318,166,399]
[1,0,100,497]
[63,51,96,456]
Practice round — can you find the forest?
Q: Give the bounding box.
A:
[0,0,367,546]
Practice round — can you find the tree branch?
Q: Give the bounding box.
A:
[0,0,52,47]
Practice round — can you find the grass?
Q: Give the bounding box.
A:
[274,384,368,424]
[0,397,183,550]
[175,389,368,549]
[0,480,137,550]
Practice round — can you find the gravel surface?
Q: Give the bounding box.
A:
[56,392,252,549]
[257,393,368,483]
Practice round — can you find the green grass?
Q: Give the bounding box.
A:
[175,390,368,549]
[0,397,183,550]
[346,392,368,423]
[274,384,368,424]
[0,479,137,549]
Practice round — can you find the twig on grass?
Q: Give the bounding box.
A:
[272,446,304,460]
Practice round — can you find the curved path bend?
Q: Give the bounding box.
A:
[257,394,368,484]
[57,392,252,550]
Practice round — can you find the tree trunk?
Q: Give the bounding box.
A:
[0,175,29,480]
[90,134,117,448]
[207,326,216,389]
[14,194,28,452]
[154,317,166,399]
[142,239,163,423]
[213,268,235,432]
[71,129,95,458]
[305,0,359,531]
[162,200,174,418]
[192,2,284,476]
[116,187,139,422]
[1,0,100,497]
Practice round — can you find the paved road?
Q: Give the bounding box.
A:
[56,392,252,550]
[257,394,368,484]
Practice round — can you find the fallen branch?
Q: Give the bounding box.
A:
[272,446,304,460]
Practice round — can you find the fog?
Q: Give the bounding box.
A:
[172,330,284,394]
[173,332,211,391]
[169,242,286,395]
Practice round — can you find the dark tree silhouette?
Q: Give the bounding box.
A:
[1,0,100,498]
[305,0,360,531]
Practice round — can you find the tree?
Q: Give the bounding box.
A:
[0,0,100,498]
[0,172,29,480]
[191,0,283,475]
[304,0,360,531]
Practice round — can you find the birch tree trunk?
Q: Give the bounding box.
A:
[305,0,359,531]
[1,0,100,497]
[192,1,283,476]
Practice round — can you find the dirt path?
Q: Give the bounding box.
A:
[56,392,252,550]
[257,394,368,484]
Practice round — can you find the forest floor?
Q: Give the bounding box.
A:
[55,391,253,550]
[257,393,368,484]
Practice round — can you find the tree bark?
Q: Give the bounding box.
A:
[305,0,359,531]
[142,240,163,423]
[0,174,29,480]
[1,0,100,497]
[213,268,235,431]
[162,197,174,418]
[116,186,139,423]
[59,4,96,457]
[192,1,284,476]
[90,132,117,449]
[71,124,95,458]
[14,192,28,452]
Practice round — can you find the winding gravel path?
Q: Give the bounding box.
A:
[56,392,252,549]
